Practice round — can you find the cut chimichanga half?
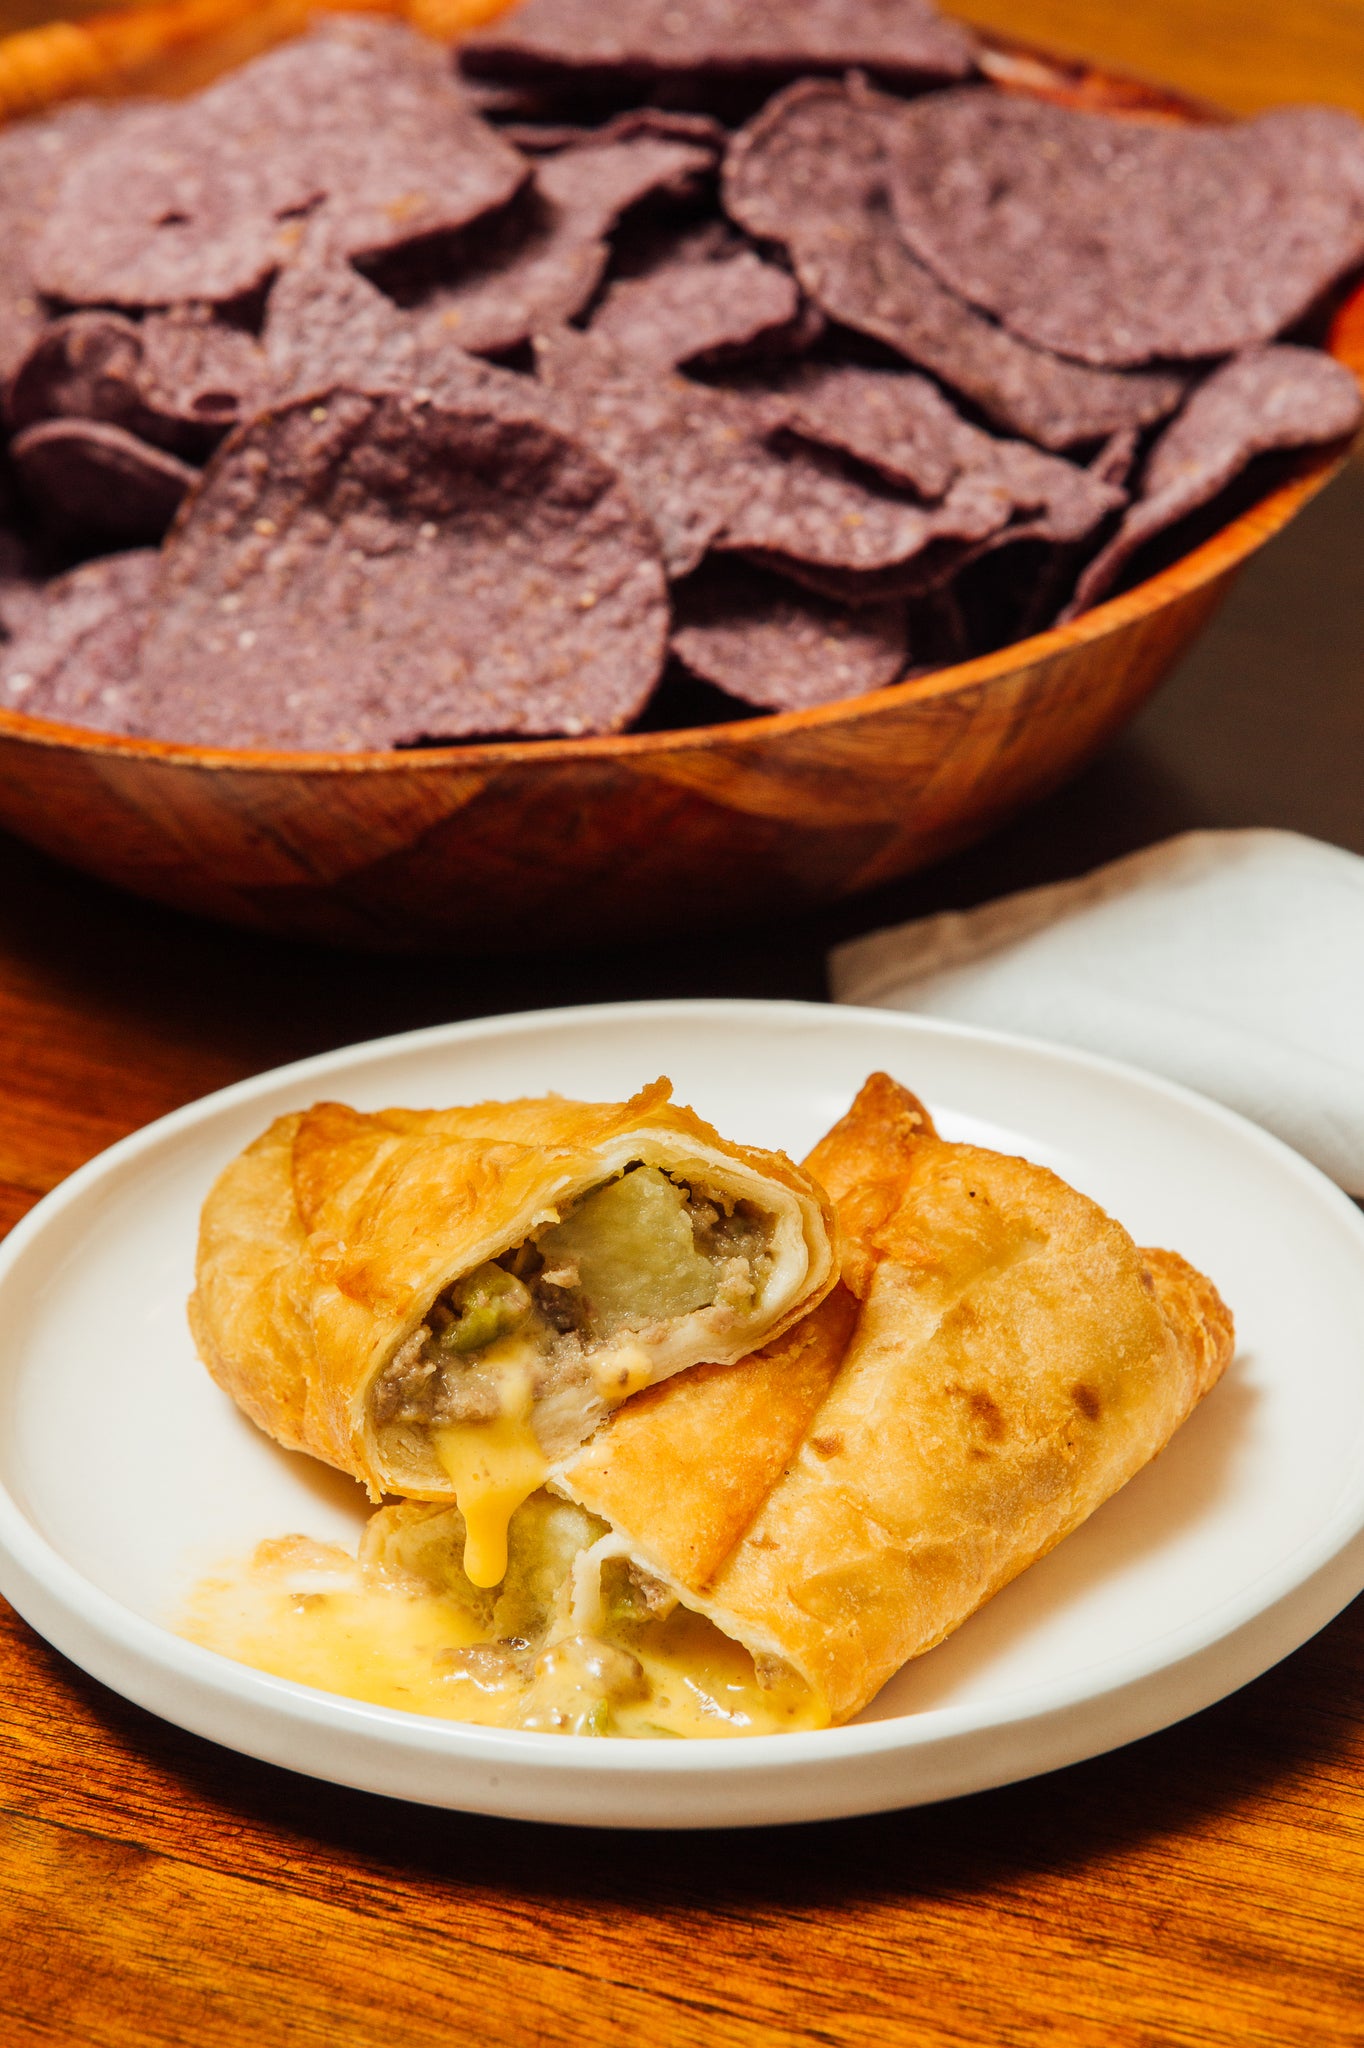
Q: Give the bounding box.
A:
[187,1073,1234,1737]
[190,1079,837,1582]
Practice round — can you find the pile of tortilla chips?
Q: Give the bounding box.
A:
[1,1,1360,749]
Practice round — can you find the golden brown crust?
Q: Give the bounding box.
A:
[803,1071,938,1297]
[190,1080,838,1497]
[1140,1246,1237,1402]
[804,1070,939,1201]
[189,1112,322,1457]
[559,1283,859,1588]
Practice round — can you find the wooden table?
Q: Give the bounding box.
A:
[3,5,1364,2042]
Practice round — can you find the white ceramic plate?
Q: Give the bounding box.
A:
[2,999,1363,1831]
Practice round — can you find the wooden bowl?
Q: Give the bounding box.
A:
[1,3,1360,953]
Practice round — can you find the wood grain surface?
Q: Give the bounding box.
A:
[1,4,1364,2043]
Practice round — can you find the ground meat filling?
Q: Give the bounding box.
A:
[369,1165,775,1432]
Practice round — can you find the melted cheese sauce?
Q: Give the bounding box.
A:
[619,1606,820,1738]
[430,1345,548,1588]
[182,1535,824,1739]
[589,1339,655,1403]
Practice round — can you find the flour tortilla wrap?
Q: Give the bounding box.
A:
[190,1080,837,1510]
[555,1073,1234,1725]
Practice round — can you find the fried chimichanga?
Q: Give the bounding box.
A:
[190,1080,837,1583]
[328,1074,1232,1735]
[672,1075,1234,1722]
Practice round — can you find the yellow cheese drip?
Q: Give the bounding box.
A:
[430,1345,548,1588]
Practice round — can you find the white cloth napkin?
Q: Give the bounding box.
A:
[829,829,1364,1194]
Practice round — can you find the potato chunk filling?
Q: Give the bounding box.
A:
[370,1164,775,1437]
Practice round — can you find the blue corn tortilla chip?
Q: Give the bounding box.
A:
[33,17,527,311]
[262,223,551,414]
[1089,428,1141,491]
[592,107,731,151]
[747,363,1125,548]
[262,227,446,400]
[883,88,1364,368]
[0,100,118,398]
[1065,345,1363,615]
[8,308,266,458]
[0,549,158,735]
[502,107,731,155]
[132,390,670,750]
[723,79,1189,451]
[11,418,198,545]
[118,310,267,449]
[591,251,802,368]
[534,324,776,574]
[713,432,1008,581]
[461,0,978,94]
[535,326,1016,588]
[672,558,907,708]
[464,77,557,121]
[403,132,715,358]
[743,359,964,499]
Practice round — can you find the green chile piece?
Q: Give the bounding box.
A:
[440,1261,533,1354]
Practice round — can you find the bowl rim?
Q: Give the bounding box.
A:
[1,12,1361,778]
